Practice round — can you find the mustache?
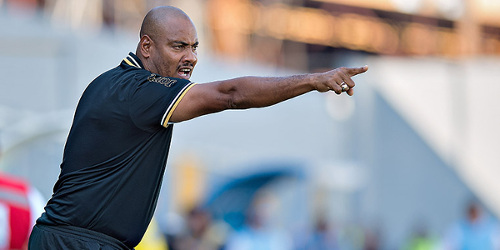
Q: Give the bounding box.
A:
[179,63,194,68]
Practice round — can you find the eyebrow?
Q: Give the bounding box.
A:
[172,41,199,46]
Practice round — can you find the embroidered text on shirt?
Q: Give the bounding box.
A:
[147,74,177,87]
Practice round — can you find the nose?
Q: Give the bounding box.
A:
[183,48,197,65]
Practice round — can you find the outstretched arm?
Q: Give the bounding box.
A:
[170,66,368,123]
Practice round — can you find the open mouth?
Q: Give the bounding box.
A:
[178,68,192,79]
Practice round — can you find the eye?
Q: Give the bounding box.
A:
[172,44,185,50]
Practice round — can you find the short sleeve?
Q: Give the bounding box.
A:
[129,74,195,131]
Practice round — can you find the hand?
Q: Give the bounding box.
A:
[316,66,368,96]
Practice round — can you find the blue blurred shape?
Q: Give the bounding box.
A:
[203,163,304,229]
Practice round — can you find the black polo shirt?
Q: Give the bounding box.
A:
[37,53,195,248]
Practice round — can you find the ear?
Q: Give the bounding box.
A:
[139,35,153,58]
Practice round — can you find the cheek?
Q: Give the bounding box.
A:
[163,52,181,66]
[157,53,178,75]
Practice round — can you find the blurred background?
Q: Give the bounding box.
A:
[1,0,500,249]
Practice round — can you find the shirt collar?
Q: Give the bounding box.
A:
[122,52,144,69]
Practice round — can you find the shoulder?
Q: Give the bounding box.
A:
[116,66,190,89]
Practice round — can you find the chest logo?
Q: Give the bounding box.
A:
[147,74,177,87]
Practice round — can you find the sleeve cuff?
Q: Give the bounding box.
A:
[161,82,196,127]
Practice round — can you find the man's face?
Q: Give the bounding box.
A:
[151,17,198,80]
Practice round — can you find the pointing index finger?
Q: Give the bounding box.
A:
[347,65,369,77]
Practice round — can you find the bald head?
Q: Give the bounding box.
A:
[139,6,193,42]
[136,6,199,79]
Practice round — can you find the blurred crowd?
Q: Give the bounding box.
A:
[142,198,500,250]
[1,164,499,250]
[156,196,381,250]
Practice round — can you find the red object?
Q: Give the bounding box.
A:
[0,175,32,250]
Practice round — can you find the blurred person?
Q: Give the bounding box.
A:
[186,207,211,245]
[167,207,211,250]
[0,143,45,250]
[0,174,45,250]
[170,206,228,250]
[442,200,500,250]
[301,215,339,250]
[362,227,380,250]
[225,191,293,250]
[28,5,368,250]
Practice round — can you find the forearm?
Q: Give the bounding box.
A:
[170,66,367,123]
[217,74,318,109]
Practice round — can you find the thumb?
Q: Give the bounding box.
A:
[347,65,369,77]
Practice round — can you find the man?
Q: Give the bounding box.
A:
[28,6,368,250]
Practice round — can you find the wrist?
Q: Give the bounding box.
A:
[307,72,324,91]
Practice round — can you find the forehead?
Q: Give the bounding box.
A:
[161,17,198,43]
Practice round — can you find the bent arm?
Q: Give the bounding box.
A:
[169,66,368,123]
